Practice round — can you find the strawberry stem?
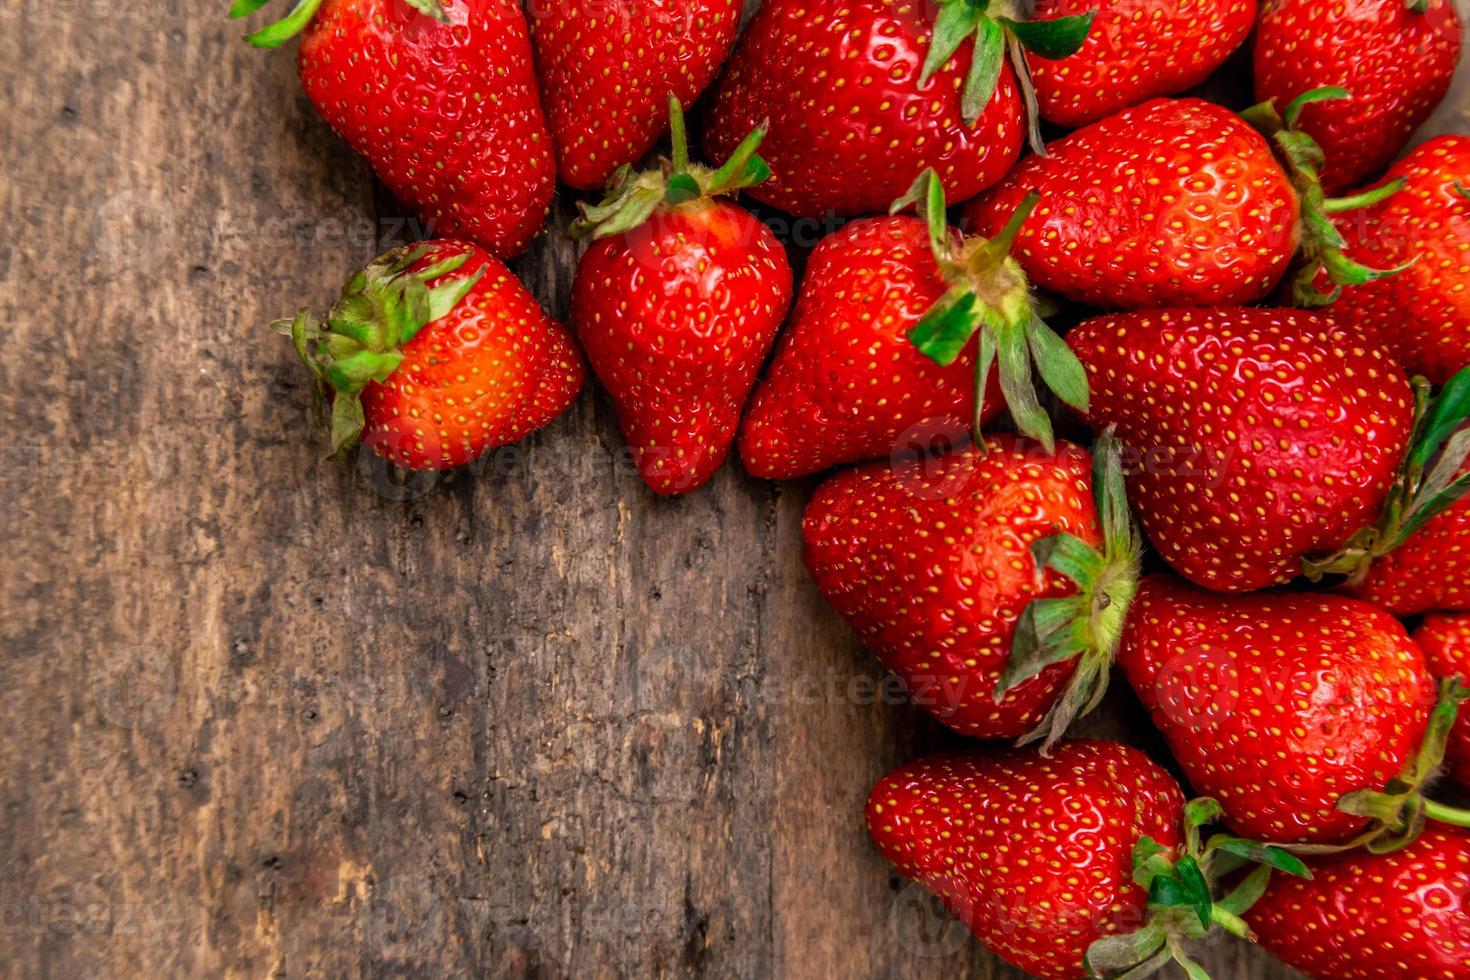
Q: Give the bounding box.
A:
[898,170,1088,453]
[1002,430,1140,751]
[1422,799,1470,828]
[1086,802,1309,978]
[1243,87,1415,308]
[571,98,770,241]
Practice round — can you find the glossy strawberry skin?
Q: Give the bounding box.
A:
[1323,136,1470,387]
[1028,0,1256,127]
[965,98,1299,310]
[703,0,1023,218]
[1118,576,1434,845]
[1414,614,1470,788]
[1250,824,1470,979]
[804,438,1099,739]
[1068,307,1413,592]
[738,216,1002,481]
[360,242,584,470]
[298,0,554,258]
[529,0,742,190]
[1351,454,1470,615]
[572,201,793,495]
[867,741,1185,980]
[1254,0,1462,194]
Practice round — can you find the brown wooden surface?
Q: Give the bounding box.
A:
[4,2,1467,978]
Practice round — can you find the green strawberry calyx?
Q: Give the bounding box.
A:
[997,430,1140,752]
[272,243,484,459]
[1085,798,1311,979]
[1243,87,1417,308]
[924,0,1094,152]
[229,0,449,47]
[1331,677,1470,853]
[898,168,1090,454]
[1304,365,1470,584]
[570,96,770,241]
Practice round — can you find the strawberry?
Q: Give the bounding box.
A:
[739,171,1089,481]
[528,0,742,191]
[232,0,554,258]
[868,741,1308,980]
[1306,371,1470,614]
[569,100,793,495]
[803,434,1140,746]
[276,241,584,471]
[1254,0,1462,194]
[1116,575,1443,845]
[1319,135,1470,384]
[702,0,1093,218]
[1249,824,1470,979]
[965,95,1404,310]
[1027,0,1256,127]
[1415,614,1470,787]
[1068,307,1414,592]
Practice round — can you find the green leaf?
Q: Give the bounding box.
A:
[665,173,702,205]
[324,349,404,394]
[1025,314,1089,412]
[996,318,1054,449]
[705,123,771,194]
[1208,837,1311,879]
[1399,433,1470,540]
[999,11,1095,60]
[243,0,324,47]
[1169,943,1211,980]
[1084,922,1168,978]
[890,168,951,262]
[1409,366,1470,472]
[229,0,273,18]
[961,17,1007,127]
[1455,180,1470,201]
[328,393,366,459]
[1216,863,1273,917]
[909,291,979,366]
[1174,857,1213,930]
[997,595,1088,698]
[921,1,984,85]
[1031,532,1104,586]
[588,185,665,241]
[422,266,484,330]
[667,95,691,173]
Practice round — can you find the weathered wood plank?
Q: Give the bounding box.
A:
[13,1,1468,978]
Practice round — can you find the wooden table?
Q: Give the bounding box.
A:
[5,3,1466,977]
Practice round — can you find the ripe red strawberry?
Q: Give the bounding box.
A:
[1068,307,1414,592]
[570,101,793,495]
[1249,824,1470,979]
[234,0,554,258]
[1254,0,1462,194]
[1415,614,1470,787]
[528,0,742,191]
[966,98,1299,309]
[703,0,1093,218]
[1117,576,1435,845]
[804,435,1139,745]
[277,241,584,470]
[740,171,1088,480]
[1027,0,1256,127]
[1321,135,1470,385]
[869,741,1308,980]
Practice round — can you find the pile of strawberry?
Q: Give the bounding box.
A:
[235,0,1470,976]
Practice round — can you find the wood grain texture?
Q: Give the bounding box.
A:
[11,0,1465,977]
